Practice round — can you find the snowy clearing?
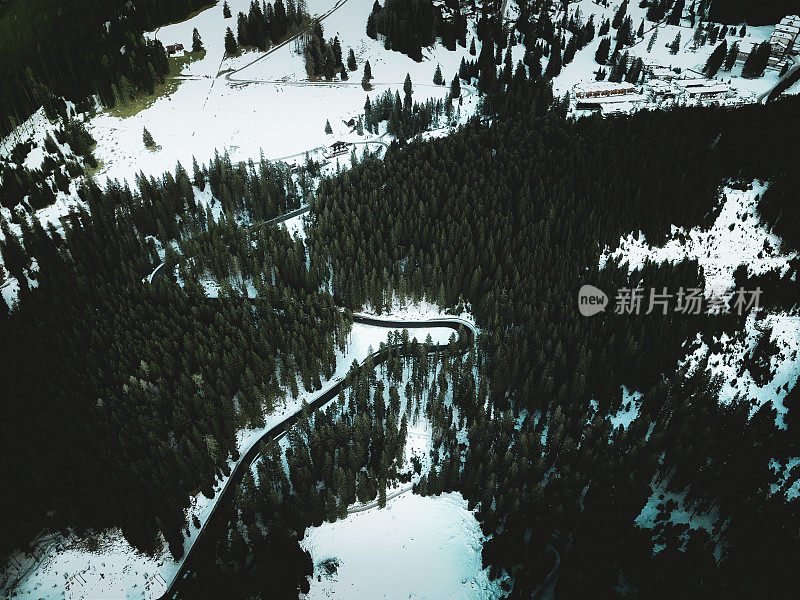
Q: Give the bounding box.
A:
[301,492,504,600]
[600,181,796,298]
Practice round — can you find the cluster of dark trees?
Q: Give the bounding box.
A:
[232,0,307,51]
[305,93,800,596]
[0,0,204,137]
[708,0,799,26]
[0,148,350,562]
[1,115,97,214]
[367,0,462,61]
[363,80,458,139]
[302,20,347,80]
[192,330,463,597]
[741,41,773,78]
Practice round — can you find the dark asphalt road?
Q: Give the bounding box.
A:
[158,312,474,600]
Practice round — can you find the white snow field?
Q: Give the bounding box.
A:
[301,492,504,600]
[88,0,479,187]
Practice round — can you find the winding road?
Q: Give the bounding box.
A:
[158,312,475,600]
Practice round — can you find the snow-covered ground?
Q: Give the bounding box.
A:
[301,492,504,600]
[600,180,800,428]
[610,386,642,430]
[600,182,796,298]
[88,0,479,187]
[680,311,800,425]
[635,476,721,556]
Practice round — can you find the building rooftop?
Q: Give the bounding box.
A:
[573,80,636,93]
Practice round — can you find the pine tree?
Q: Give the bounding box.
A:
[612,0,628,29]
[449,74,461,99]
[325,119,333,134]
[143,126,156,148]
[192,28,203,53]
[703,40,727,77]
[192,156,205,190]
[403,73,413,110]
[469,37,476,56]
[362,60,373,90]
[223,1,232,18]
[595,37,611,64]
[224,27,238,55]
[545,40,562,78]
[669,32,681,55]
[433,64,444,85]
[379,482,386,508]
[347,48,357,71]
[647,29,658,53]
[724,42,740,71]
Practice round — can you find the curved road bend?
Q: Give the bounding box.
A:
[147,200,315,286]
[159,312,475,600]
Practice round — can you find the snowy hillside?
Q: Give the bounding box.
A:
[89,0,479,186]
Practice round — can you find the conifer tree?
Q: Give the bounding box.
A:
[433,63,444,85]
[362,60,373,90]
[703,40,727,77]
[192,28,203,53]
[223,1,232,18]
[347,48,357,71]
[449,74,461,99]
[225,27,238,55]
[669,32,681,54]
[403,73,413,110]
[724,42,740,71]
[143,126,156,148]
[595,37,611,64]
[545,39,562,78]
[647,29,658,52]
[325,120,333,134]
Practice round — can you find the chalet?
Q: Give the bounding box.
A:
[572,81,636,99]
[646,79,678,98]
[674,78,731,100]
[324,140,350,158]
[165,43,185,56]
[650,67,678,81]
[771,15,800,56]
